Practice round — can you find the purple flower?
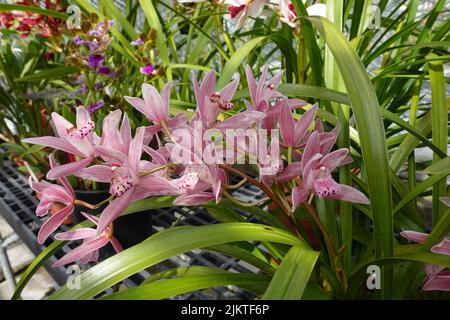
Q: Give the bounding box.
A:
[96,66,111,76]
[73,35,83,45]
[140,64,155,75]
[88,99,105,113]
[131,38,144,46]
[94,82,104,91]
[88,54,104,68]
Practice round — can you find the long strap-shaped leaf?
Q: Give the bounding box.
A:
[48,223,306,300]
[262,246,319,300]
[306,16,394,298]
[101,267,270,299]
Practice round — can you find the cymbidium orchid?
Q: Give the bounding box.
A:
[25,66,373,273]
[401,220,450,291]
[292,131,370,208]
[29,155,75,244]
[77,126,180,232]
[23,106,96,180]
[53,212,123,267]
[191,70,265,131]
[280,102,318,148]
[244,65,306,129]
[124,82,187,137]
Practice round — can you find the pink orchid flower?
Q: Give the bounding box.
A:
[22,106,96,180]
[225,0,266,30]
[29,155,75,244]
[292,131,370,208]
[191,70,265,130]
[244,65,306,130]
[53,212,123,267]
[400,226,450,291]
[98,109,132,155]
[166,140,227,205]
[124,82,187,136]
[77,127,180,232]
[280,101,318,148]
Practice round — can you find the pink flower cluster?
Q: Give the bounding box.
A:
[24,65,370,267]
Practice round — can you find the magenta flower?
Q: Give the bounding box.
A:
[124,82,187,136]
[22,106,96,180]
[77,127,180,232]
[88,54,104,68]
[401,229,450,291]
[53,212,123,267]
[96,66,111,76]
[244,65,306,130]
[280,102,318,148]
[292,131,370,208]
[167,140,226,205]
[29,155,75,244]
[192,70,265,130]
[130,37,144,46]
[140,64,155,75]
[88,99,105,113]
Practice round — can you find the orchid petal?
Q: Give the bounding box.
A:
[37,205,73,244]
[440,197,450,207]
[109,236,123,253]
[220,77,240,102]
[76,106,91,129]
[46,157,93,180]
[215,111,265,130]
[173,192,214,206]
[431,237,450,255]
[319,148,350,172]
[302,131,321,173]
[124,96,154,122]
[142,83,164,122]
[245,65,257,103]
[400,230,429,244]
[292,186,309,209]
[97,188,135,233]
[280,101,294,147]
[76,165,114,182]
[294,104,318,145]
[51,112,73,138]
[22,136,80,155]
[129,127,145,181]
[52,236,108,267]
[332,184,370,205]
[55,228,97,241]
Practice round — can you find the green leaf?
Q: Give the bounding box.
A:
[15,66,80,82]
[207,243,276,275]
[122,196,174,215]
[424,157,450,175]
[100,0,139,40]
[393,174,448,215]
[48,223,306,299]
[138,0,171,78]
[262,246,319,300]
[0,4,68,20]
[217,37,265,88]
[428,55,448,224]
[306,16,394,297]
[101,271,270,299]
